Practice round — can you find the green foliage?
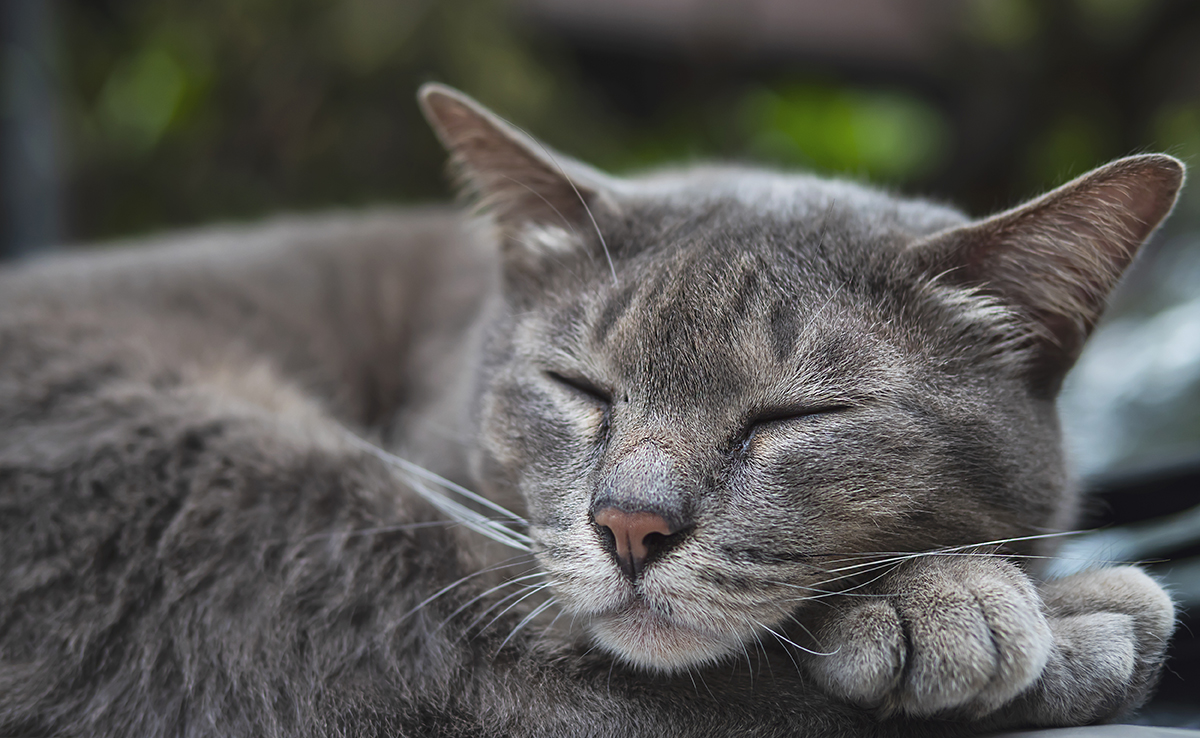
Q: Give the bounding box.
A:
[1024,112,1116,189]
[967,0,1042,47]
[49,0,1200,240]
[740,84,951,182]
[59,0,576,239]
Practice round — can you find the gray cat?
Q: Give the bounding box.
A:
[0,84,1184,737]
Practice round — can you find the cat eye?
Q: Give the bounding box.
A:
[750,405,849,427]
[736,404,850,452]
[546,371,612,405]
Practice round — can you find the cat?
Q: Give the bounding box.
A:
[0,83,1184,738]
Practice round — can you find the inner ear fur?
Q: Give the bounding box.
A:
[904,154,1184,388]
[418,83,607,231]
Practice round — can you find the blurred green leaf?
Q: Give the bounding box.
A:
[1153,103,1200,209]
[966,0,1041,48]
[1023,112,1114,190]
[741,85,950,181]
[331,0,431,73]
[1073,0,1158,43]
[98,46,187,151]
[1153,103,1200,161]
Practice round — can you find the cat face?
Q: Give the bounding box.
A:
[471,180,1049,670]
[419,85,1184,671]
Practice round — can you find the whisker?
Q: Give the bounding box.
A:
[695,667,716,701]
[792,558,906,594]
[404,477,531,550]
[340,429,533,551]
[774,559,908,606]
[816,530,1089,571]
[766,580,891,598]
[811,549,1029,566]
[435,570,548,632]
[512,125,618,287]
[497,595,559,652]
[739,637,754,686]
[342,430,526,523]
[750,627,773,681]
[787,614,833,658]
[869,551,1146,567]
[392,554,536,625]
[302,518,518,542]
[766,628,805,678]
[539,604,568,641]
[470,581,555,639]
[496,173,583,241]
[459,581,545,637]
[757,620,839,658]
[819,531,1088,574]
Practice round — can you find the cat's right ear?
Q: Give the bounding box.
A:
[902,154,1184,391]
[418,84,613,241]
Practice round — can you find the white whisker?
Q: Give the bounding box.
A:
[435,570,548,632]
[766,579,890,598]
[756,620,839,658]
[497,595,559,652]
[749,627,773,680]
[340,428,533,551]
[766,627,804,678]
[538,604,567,641]
[821,531,1087,574]
[739,637,754,686]
[510,124,618,287]
[460,582,545,636]
[302,518,517,542]
[790,558,906,595]
[496,173,583,241]
[393,555,536,625]
[470,581,555,639]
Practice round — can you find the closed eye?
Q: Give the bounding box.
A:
[749,404,849,427]
[736,404,849,453]
[546,371,611,404]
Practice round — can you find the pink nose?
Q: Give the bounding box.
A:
[592,508,677,580]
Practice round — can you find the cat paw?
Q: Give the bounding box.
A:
[1010,566,1175,726]
[803,560,1175,726]
[805,556,1054,718]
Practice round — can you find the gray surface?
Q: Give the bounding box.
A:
[992,726,1200,737]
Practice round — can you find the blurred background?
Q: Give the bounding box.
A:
[3,0,1200,724]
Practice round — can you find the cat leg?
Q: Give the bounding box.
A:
[802,557,1172,726]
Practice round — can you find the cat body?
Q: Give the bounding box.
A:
[0,86,1184,737]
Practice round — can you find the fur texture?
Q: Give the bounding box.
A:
[0,85,1185,737]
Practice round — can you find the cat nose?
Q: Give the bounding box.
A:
[591,441,693,581]
[591,508,684,581]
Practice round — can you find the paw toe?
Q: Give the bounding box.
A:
[810,600,905,707]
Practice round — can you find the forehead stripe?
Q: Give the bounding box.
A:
[592,282,637,345]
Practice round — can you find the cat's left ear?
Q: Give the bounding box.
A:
[903,154,1184,386]
[418,83,614,238]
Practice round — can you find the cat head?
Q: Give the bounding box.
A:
[419,84,1184,671]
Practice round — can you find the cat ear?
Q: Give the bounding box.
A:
[418,83,611,234]
[904,154,1184,385]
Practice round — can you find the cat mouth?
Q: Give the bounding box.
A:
[588,597,749,671]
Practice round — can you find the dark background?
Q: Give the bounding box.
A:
[6,0,1200,250]
[3,0,1200,724]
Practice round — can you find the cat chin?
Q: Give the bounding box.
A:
[588,602,747,672]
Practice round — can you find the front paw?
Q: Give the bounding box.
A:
[805,557,1053,718]
[1012,566,1174,726]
